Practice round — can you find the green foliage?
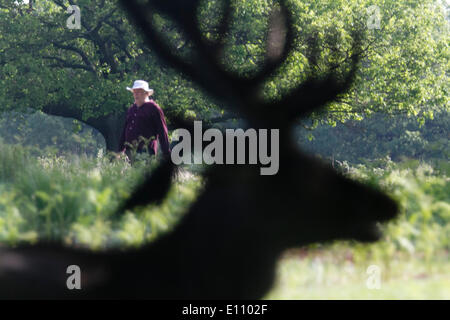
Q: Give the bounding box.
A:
[0,0,448,126]
[298,110,449,164]
[0,0,219,124]
[348,160,449,258]
[0,140,201,247]
[0,111,105,157]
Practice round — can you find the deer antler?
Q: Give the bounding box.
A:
[119,1,297,115]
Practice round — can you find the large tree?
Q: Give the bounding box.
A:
[0,0,218,151]
[0,0,448,151]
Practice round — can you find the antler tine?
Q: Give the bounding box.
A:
[119,0,244,113]
[189,0,297,116]
[197,0,296,102]
[114,157,176,215]
[237,0,295,89]
[267,39,361,123]
[184,0,297,117]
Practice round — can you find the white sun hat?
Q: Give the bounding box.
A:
[126,80,154,95]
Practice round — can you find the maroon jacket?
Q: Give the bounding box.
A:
[119,100,170,157]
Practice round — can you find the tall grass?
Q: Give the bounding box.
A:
[0,141,448,298]
[0,141,201,248]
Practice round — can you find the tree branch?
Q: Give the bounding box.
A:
[52,42,96,73]
[42,55,95,72]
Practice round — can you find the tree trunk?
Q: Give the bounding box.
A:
[42,103,126,152]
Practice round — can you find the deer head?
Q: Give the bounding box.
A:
[112,0,399,298]
[118,0,398,245]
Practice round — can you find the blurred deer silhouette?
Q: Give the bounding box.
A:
[0,0,398,299]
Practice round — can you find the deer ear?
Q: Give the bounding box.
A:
[115,158,175,214]
[119,104,194,210]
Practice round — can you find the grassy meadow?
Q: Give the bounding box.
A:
[0,141,448,299]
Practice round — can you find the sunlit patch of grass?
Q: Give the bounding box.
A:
[266,249,449,299]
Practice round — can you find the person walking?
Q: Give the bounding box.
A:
[119,80,171,163]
